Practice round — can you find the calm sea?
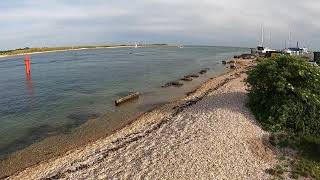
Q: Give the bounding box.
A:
[0,46,248,161]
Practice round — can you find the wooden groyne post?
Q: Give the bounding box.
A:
[115,92,140,106]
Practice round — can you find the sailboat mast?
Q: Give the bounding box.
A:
[288,31,292,48]
[269,30,272,47]
[285,40,287,49]
[261,26,264,47]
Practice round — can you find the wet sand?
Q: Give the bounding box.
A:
[6,59,276,179]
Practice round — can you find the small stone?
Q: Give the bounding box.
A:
[230,63,237,69]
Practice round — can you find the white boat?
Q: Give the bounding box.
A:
[283,42,310,56]
[135,43,138,48]
[258,47,276,54]
[257,26,276,54]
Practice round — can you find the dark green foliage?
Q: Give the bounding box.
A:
[246,55,320,136]
[247,56,320,179]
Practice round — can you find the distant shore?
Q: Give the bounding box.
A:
[5,58,277,179]
[0,44,176,59]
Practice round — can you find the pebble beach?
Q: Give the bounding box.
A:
[7,59,277,180]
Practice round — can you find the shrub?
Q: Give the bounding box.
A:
[246,55,320,136]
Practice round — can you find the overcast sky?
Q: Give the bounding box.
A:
[1,0,319,50]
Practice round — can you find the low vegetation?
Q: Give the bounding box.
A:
[0,45,125,56]
[0,44,171,57]
[246,55,320,179]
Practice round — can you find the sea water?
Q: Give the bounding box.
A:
[0,46,248,161]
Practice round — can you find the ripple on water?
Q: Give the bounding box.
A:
[0,111,100,160]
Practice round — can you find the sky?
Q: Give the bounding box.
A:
[0,0,320,50]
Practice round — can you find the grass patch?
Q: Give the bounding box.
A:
[266,165,285,180]
[293,158,320,179]
[269,133,320,179]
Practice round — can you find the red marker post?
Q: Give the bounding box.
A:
[25,54,31,75]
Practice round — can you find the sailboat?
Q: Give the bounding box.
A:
[257,25,275,54]
[135,42,138,48]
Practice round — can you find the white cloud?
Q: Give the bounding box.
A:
[0,0,319,49]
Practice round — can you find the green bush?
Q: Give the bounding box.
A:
[246,55,320,136]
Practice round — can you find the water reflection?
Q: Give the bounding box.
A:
[25,74,34,95]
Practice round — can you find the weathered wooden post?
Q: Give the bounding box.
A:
[115,92,140,106]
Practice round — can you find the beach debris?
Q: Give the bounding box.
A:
[115,92,140,106]
[227,60,236,64]
[235,72,241,77]
[162,81,184,88]
[185,74,199,78]
[181,77,193,81]
[230,63,237,69]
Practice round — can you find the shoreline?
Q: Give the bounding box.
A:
[5,58,277,179]
[0,59,228,178]
[0,63,226,178]
[0,45,177,59]
[0,46,130,59]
